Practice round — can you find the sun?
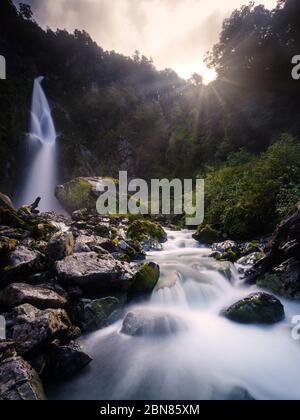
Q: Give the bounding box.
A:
[174,62,217,85]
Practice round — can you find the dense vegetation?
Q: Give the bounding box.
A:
[1,0,300,239]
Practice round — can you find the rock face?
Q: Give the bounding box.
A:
[0,341,45,400]
[47,231,74,262]
[0,283,68,310]
[121,310,187,337]
[45,342,92,380]
[248,200,300,287]
[71,297,120,333]
[193,225,222,245]
[222,292,285,324]
[6,304,73,354]
[55,252,136,293]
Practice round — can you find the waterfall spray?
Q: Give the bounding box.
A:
[18,77,63,212]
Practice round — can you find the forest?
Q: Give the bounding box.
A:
[1,0,300,238]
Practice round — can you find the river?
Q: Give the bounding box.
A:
[51,230,300,400]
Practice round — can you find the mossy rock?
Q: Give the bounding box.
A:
[127,220,167,243]
[55,178,97,214]
[72,297,120,333]
[129,262,160,298]
[193,225,222,245]
[221,292,285,324]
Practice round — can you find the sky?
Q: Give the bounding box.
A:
[20,0,278,84]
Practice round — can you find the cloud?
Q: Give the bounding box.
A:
[16,0,278,78]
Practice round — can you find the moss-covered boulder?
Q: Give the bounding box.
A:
[129,262,160,300]
[71,297,120,333]
[221,292,285,324]
[257,258,300,299]
[193,225,222,245]
[127,220,167,243]
[55,177,118,214]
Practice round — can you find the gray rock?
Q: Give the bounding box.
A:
[2,246,44,283]
[47,231,74,262]
[45,342,92,380]
[0,283,68,310]
[6,304,73,354]
[221,292,285,325]
[0,341,45,400]
[121,310,187,337]
[55,252,136,293]
[257,258,300,299]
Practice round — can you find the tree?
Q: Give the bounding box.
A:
[19,3,33,20]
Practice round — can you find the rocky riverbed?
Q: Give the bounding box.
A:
[1,188,300,400]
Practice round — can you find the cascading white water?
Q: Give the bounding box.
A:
[18,76,63,212]
[50,230,300,400]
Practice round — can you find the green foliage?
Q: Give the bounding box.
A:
[203,136,300,239]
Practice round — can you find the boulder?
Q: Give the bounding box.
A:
[1,246,44,284]
[55,252,136,293]
[47,231,74,262]
[247,199,300,283]
[0,193,15,211]
[71,297,120,333]
[128,262,160,300]
[0,283,68,310]
[45,342,92,380]
[0,341,45,400]
[127,220,167,243]
[5,304,73,354]
[55,177,118,214]
[121,309,187,337]
[221,292,285,325]
[193,225,222,245]
[257,258,300,299]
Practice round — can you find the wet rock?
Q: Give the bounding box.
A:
[0,283,68,310]
[55,252,136,293]
[128,262,160,300]
[257,258,300,299]
[71,297,120,332]
[237,252,265,267]
[74,235,111,254]
[0,192,15,211]
[6,304,73,354]
[121,310,187,337]
[193,225,223,245]
[45,342,92,380]
[47,231,74,262]
[0,341,45,400]
[221,292,285,324]
[141,239,163,252]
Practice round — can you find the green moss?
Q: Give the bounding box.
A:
[56,178,95,213]
[130,262,160,295]
[127,220,167,243]
[193,225,222,245]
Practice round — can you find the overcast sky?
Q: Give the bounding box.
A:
[19,0,278,83]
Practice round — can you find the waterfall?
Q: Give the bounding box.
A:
[18,76,63,213]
